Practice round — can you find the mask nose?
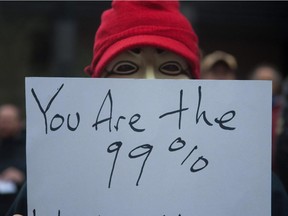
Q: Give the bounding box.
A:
[144,65,156,79]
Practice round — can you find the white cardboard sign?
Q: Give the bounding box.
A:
[25,78,271,216]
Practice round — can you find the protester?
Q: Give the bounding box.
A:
[249,64,283,172]
[201,56,288,215]
[0,104,26,216]
[276,75,288,193]
[201,50,237,80]
[249,63,288,216]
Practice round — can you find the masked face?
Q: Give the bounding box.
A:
[102,47,191,79]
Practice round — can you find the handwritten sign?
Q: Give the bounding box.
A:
[25,78,271,216]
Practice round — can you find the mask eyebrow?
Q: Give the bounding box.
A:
[156,48,165,54]
[130,48,141,54]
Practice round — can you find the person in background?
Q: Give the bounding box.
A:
[276,75,288,194]
[200,50,237,80]
[249,64,283,172]
[0,104,26,216]
[201,53,288,216]
[249,64,288,216]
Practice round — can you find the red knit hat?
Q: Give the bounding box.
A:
[85,0,200,79]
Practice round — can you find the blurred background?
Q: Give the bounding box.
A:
[0,1,288,112]
[2,2,288,215]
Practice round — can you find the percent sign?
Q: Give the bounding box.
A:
[168,137,209,172]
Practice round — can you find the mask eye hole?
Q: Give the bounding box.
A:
[110,61,139,75]
[159,61,183,75]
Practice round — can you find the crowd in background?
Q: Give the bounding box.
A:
[202,51,288,216]
[0,2,288,215]
[201,50,288,200]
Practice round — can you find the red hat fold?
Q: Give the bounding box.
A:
[85,0,200,79]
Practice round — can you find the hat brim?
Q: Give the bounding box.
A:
[94,35,199,79]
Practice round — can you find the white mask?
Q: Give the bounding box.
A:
[102,47,191,79]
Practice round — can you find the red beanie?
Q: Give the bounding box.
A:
[85,0,200,79]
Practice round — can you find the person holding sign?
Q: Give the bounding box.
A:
[6,1,200,215]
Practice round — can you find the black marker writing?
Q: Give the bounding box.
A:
[129,114,145,132]
[114,116,126,131]
[191,156,209,172]
[67,113,80,131]
[196,86,236,130]
[31,84,81,134]
[196,86,213,126]
[107,141,153,188]
[49,112,80,132]
[50,114,64,131]
[93,90,145,132]
[214,111,236,130]
[93,89,113,132]
[107,141,122,188]
[168,137,186,152]
[159,89,188,130]
[31,84,64,134]
[129,144,153,186]
[181,145,198,166]
[169,137,209,172]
